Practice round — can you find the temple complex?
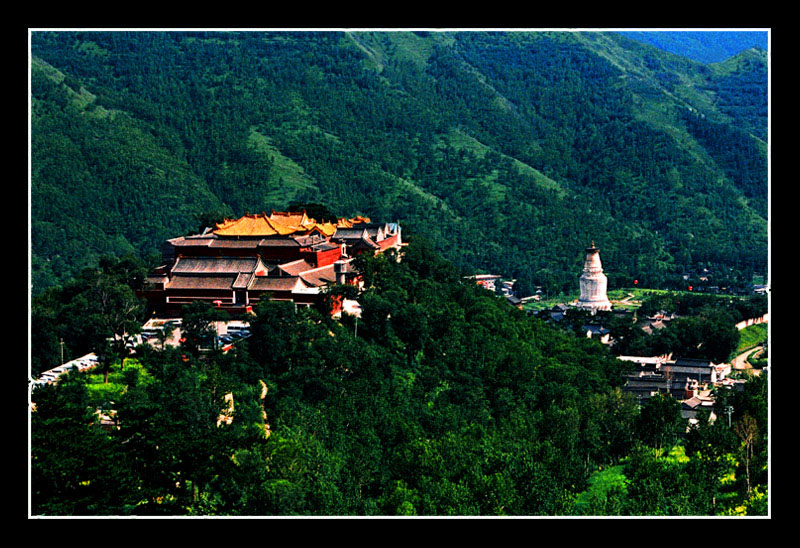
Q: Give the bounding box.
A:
[140,211,402,316]
[576,242,612,312]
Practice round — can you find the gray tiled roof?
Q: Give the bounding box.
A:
[299,265,337,287]
[166,275,237,290]
[172,256,259,275]
[250,276,307,292]
[277,259,315,277]
[258,237,301,247]
[311,241,340,252]
[169,237,216,247]
[332,228,367,240]
[673,358,713,367]
[232,272,253,289]
[208,239,261,249]
[351,233,381,249]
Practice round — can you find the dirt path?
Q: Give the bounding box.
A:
[732,346,763,375]
[612,292,636,305]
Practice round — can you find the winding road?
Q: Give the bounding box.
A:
[732,346,764,376]
[612,292,636,306]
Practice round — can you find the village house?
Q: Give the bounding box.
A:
[681,393,717,424]
[618,354,732,422]
[582,324,611,344]
[662,357,725,385]
[467,274,503,292]
[619,371,700,402]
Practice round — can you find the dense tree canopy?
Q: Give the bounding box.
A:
[608,292,767,361]
[30,255,150,377]
[30,241,768,516]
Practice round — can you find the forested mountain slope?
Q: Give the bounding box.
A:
[32,242,769,515]
[30,31,768,295]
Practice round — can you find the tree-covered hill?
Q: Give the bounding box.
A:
[30,30,768,296]
[31,241,768,515]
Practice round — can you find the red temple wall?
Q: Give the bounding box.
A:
[312,247,343,268]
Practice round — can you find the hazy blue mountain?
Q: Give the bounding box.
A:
[619,30,768,63]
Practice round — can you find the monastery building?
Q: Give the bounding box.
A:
[140,210,402,317]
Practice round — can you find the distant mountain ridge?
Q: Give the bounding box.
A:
[30,31,768,295]
[619,31,768,63]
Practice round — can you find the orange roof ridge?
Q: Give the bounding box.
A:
[335,215,370,228]
[215,211,365,237]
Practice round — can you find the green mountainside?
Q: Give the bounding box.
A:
[30,31,768,295]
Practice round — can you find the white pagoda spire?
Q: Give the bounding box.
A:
[577,242,612,312]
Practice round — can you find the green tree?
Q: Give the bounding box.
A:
[635,394,684,452]
[84,272,145,383]
[179,301,228,357]
[113,354,268,514]
[287,201,338,222]
[734,413,759,497]
[622,445,699,515]
[31,377,138,515]
[391,302,430,364]
[573,465,630,515]
[155,323,176,350]
[31,257,147,376]
[247,299,303,374]
[194,208,233,234]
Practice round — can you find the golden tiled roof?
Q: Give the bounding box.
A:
[214,213,279,236]
[335,215,371,228]
[214,211,365,238]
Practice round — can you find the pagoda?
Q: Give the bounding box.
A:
[576,242,612,312]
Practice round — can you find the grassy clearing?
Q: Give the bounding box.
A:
[84,365,127,407]
[440,129,566,198]
[522,287,709,313]
[376,32,436,70]
[247,128,319,206]
[82,358,154,407]
[522,293,580,312]
[736,323,768,354]
[345,31,441,73]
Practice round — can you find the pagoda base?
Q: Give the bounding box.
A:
[576,299,612,313]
